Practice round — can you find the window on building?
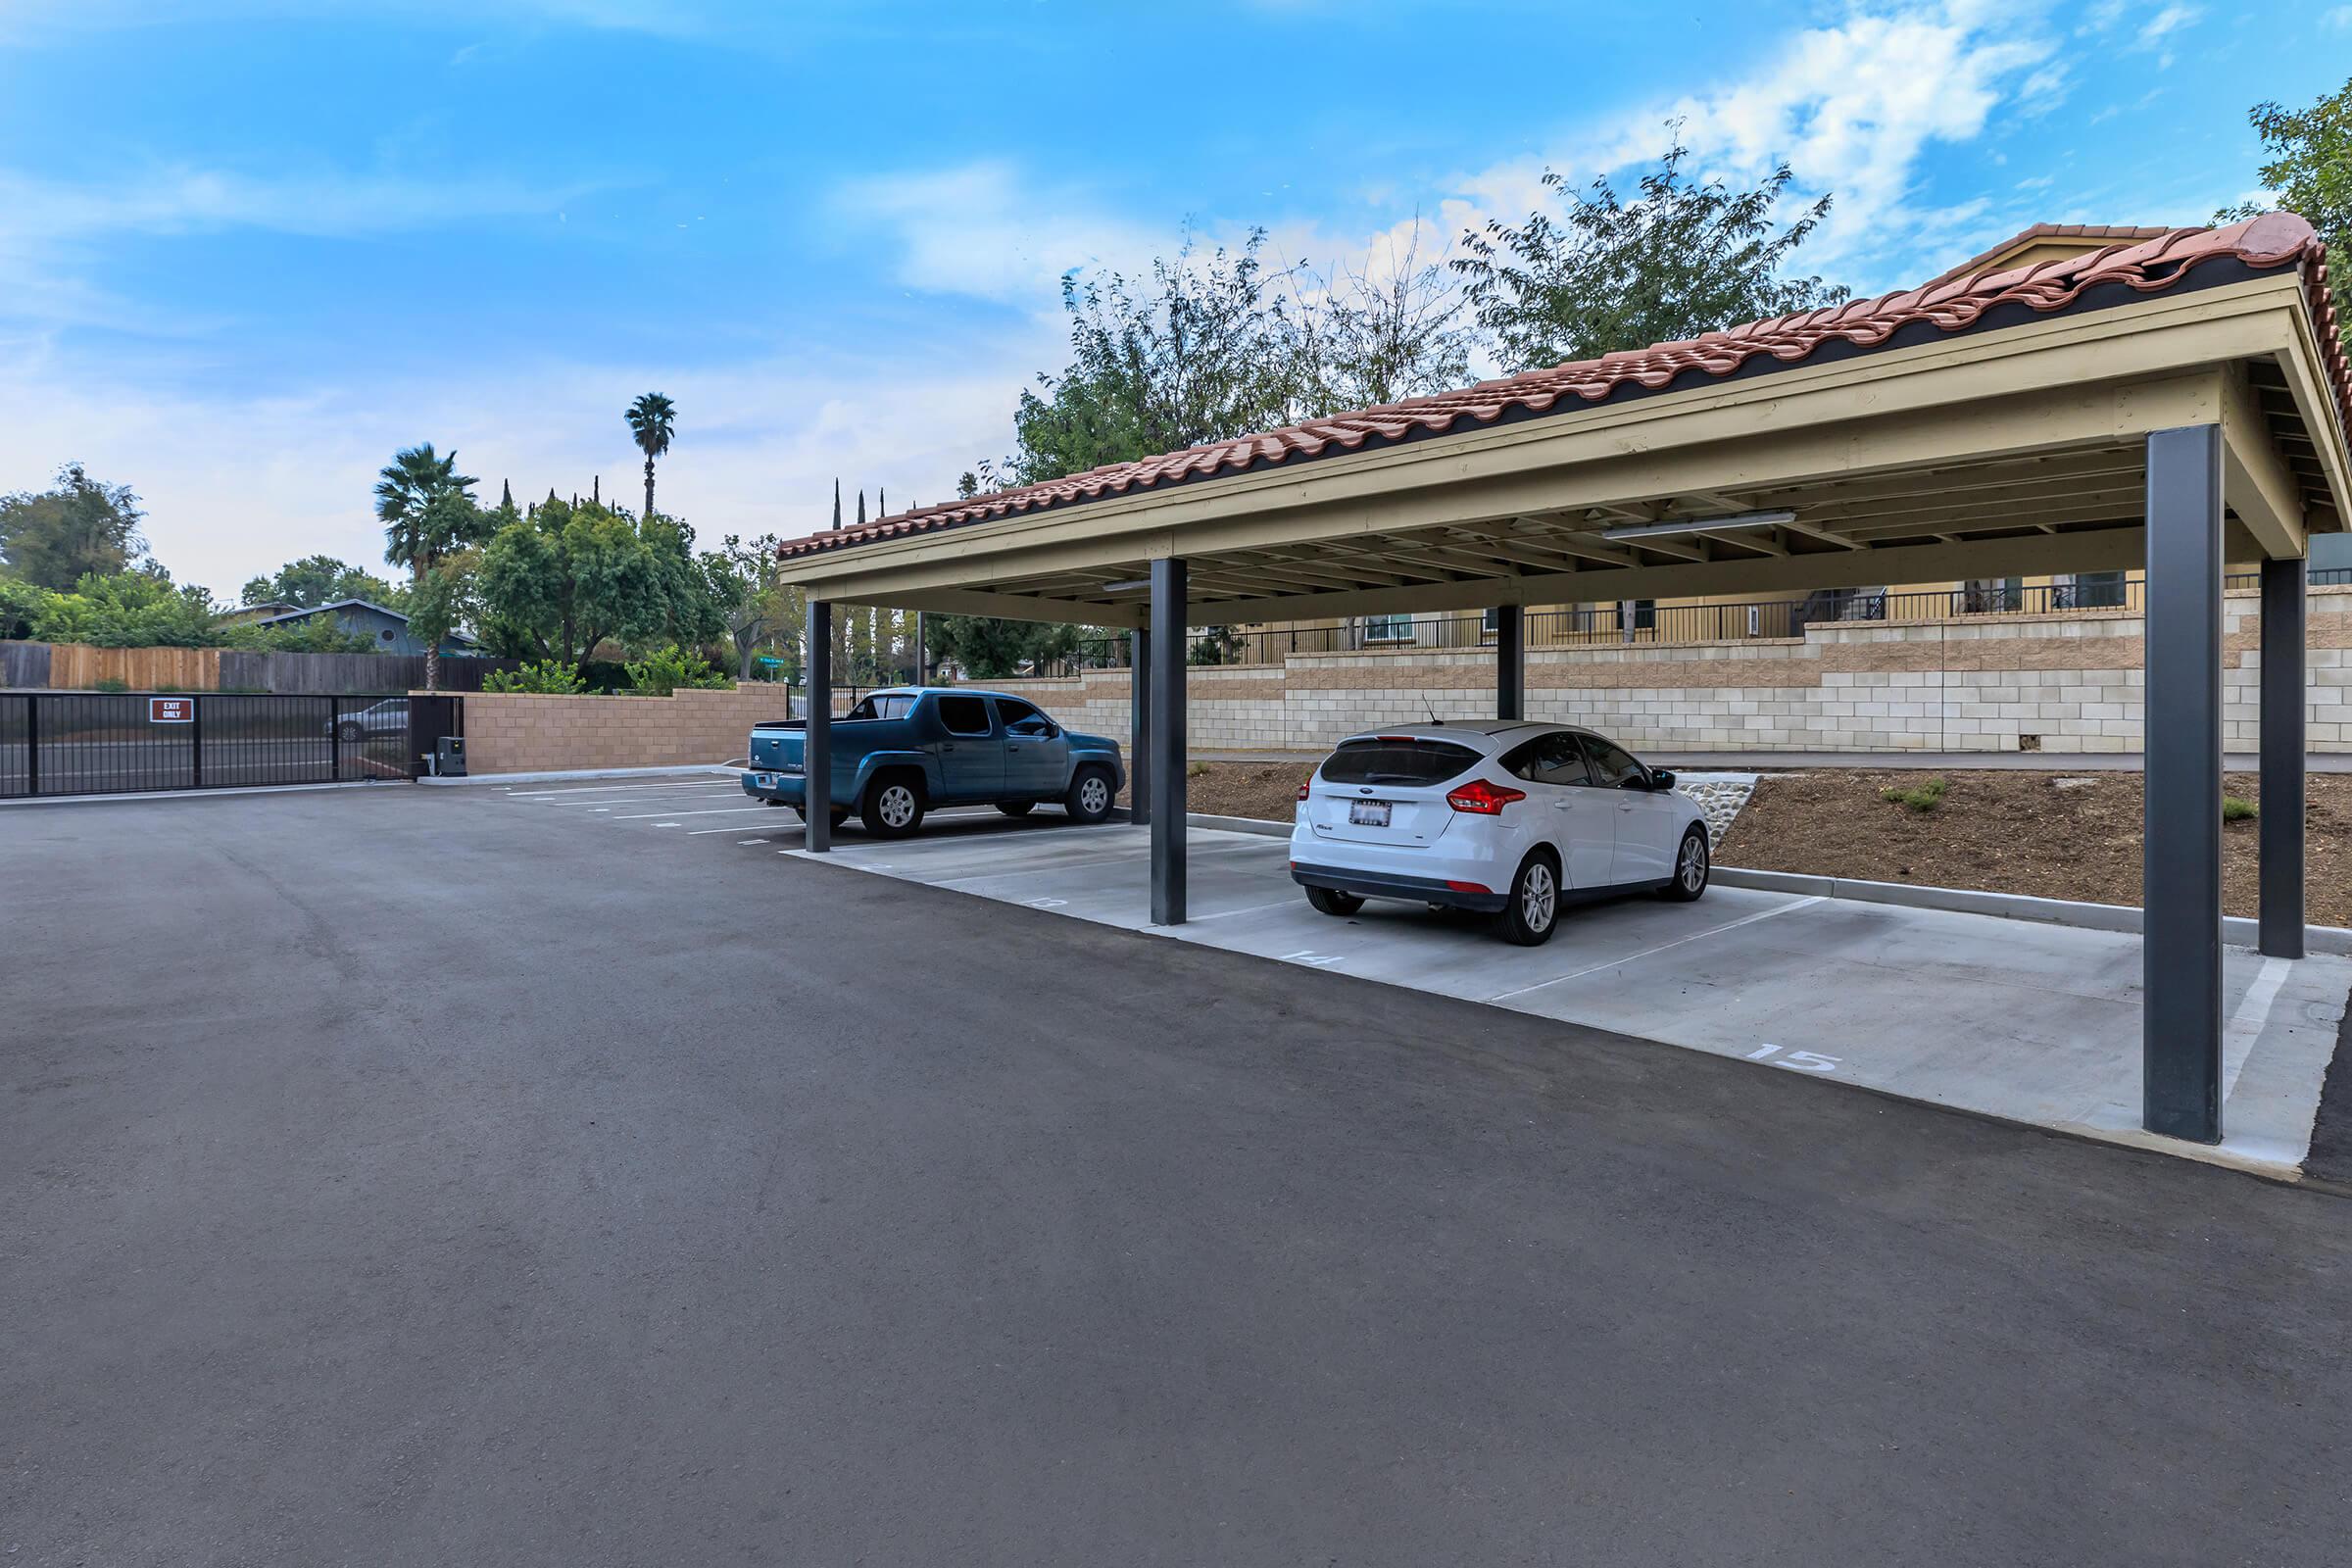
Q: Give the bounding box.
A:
[1362,613,1413,643]
[2070,570,2129,610]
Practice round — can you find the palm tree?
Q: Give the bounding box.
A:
[626,393,677,520]
[375,442,479,692]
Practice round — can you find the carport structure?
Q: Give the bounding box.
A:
[777,215,2352,1147]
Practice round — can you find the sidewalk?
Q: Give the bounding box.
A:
[1194,748,2352,773]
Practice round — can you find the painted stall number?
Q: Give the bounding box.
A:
[1023,898,1068,909]
[1747,1044,1841,1073]
[1280,951,1346,968]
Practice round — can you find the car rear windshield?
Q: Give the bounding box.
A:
[1319,737,1482,787]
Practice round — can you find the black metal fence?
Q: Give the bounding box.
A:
[0,693,425,799]
[1033,567,2352,670]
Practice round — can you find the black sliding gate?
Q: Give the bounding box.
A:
[0,693,456,799]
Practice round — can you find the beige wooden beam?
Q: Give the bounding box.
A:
[2221,359,2308,559]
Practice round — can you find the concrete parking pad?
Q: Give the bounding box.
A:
[790,821,2352,1177]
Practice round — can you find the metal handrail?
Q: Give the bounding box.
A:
[1027,568,2352,671]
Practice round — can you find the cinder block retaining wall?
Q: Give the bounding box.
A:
[445,587,2352,774]
[980,586,2352,756]
[454,686,827,774]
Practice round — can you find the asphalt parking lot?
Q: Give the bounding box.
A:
[8,778,2352,1565]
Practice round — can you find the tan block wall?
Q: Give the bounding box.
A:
[456,686,810,774]
[979,586,2352,756]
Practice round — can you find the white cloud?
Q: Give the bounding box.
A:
[1445,1,2063,293]
[0,165,579,242]
[830,162,1172,309]
[2330,5,2352,29]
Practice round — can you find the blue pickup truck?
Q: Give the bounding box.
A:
[741,686,1125,838]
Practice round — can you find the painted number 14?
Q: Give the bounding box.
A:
[1749,1044,1841,1073]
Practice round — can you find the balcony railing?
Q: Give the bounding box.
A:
[1026,568,2352,673]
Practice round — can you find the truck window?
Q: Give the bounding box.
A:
[936,695,992,736]
[994,698,1054,736]
[846,694,915,720]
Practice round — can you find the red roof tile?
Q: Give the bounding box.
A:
[780,215,2346,563]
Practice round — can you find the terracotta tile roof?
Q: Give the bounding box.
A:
[1917,222,2176,289]
[780,214,2346,563]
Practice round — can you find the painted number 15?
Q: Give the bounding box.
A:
[1749,1044,1841,1073]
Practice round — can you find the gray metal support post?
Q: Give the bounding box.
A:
[2143,424,2225,1143]
[807,599,832,854]
[1149,560,1187,925]
[915,611,930,684]
[1129,627,1152,828]
[2261,555,2307,958]
[1495,604,1524,721]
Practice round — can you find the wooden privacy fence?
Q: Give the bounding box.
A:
[0,641,524,694]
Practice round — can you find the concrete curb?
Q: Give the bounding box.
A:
[422,763,743,787]
[1713,867,2352,955]
[1183,810,2352,956]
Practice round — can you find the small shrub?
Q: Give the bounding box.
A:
[92,676,129,694]
[623,644,731,697]
[1881,776,1949,812]
[1187,760,1212,778]
[155,682,181,694]
[2223,795,2258,822]
[483,660,588,695]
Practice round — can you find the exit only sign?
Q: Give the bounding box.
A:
[148,697,194,723]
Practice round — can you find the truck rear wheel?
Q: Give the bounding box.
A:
[860,773,927,838]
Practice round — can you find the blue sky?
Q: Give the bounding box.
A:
[0,0,2345,592]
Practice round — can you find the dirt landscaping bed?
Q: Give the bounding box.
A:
[1178,760,2352,927]
[1718,769,2352,926]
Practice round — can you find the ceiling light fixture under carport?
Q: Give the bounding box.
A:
[1598,510,1797,542]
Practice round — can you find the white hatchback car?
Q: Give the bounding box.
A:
[1289,722,1711,945]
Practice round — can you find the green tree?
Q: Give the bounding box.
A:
[238,554,404,610]
[1284,222,1475,410]
[0,465,148,589]
[2220,75,2352,350]
[1452,124,1850,370]
[1007,228,1299,486]
[476,495,711,667]
[922,613,1081,681]
[626,392,677,523]
[29,566,220,648]
[374,443,484,691]
[704,531,802,680]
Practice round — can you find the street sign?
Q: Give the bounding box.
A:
[149,697,194,723]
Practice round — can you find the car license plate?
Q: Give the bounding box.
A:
[1348,800,1392,827]
[754,772,776,788]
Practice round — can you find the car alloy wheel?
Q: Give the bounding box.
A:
[1520,858,1556,933]
[1679,833,1707,893]
[1078,775,1109,815]
[878,784,917,829]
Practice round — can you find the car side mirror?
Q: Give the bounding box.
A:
[1649,769,1677,791]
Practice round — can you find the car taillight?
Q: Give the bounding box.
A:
[1298,782,1310,801]
[1446,778,1525,815]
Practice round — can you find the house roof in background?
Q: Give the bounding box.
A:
[776,214,2346,564]
[245,598,479,645]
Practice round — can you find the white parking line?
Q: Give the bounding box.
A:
[543,788,742,807]
[689,822,783,834]
[503,779,739,798]
[611,806,777,820]
[1486,896,1827,1003]
[1181,896,1302,923]
[2223,956,2291,1098]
